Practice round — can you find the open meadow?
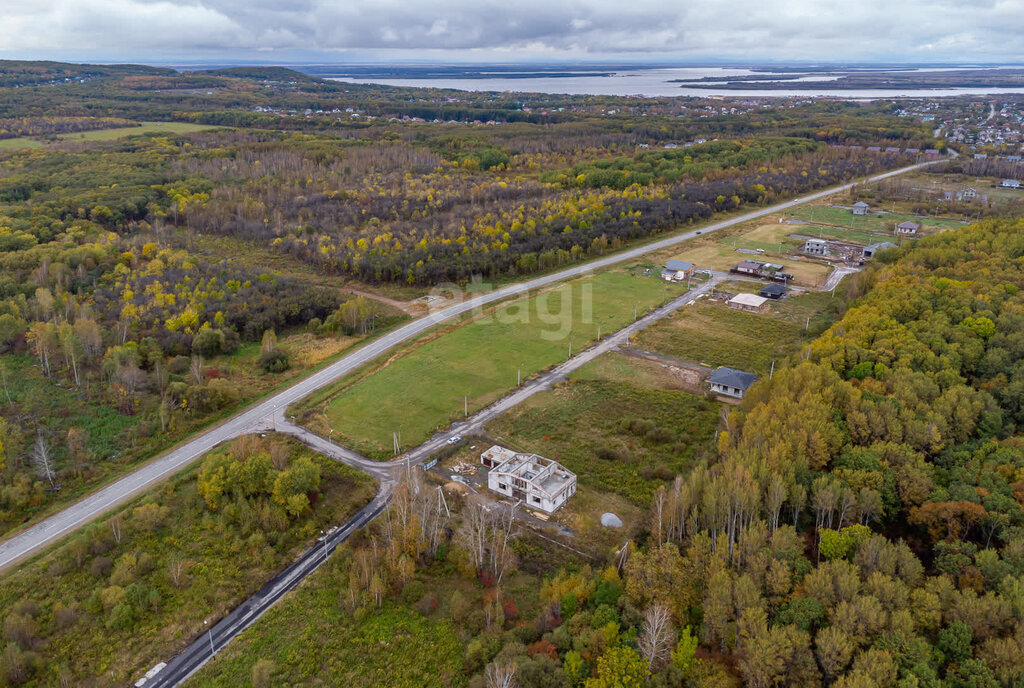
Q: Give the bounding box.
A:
[0,121,220,149]
[298,269,690,460]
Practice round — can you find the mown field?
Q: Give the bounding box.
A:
[485,354,719,506]
[632,297,817,375]
[0,435,377,688]
[302,269,689,460]
[785,204,964,234]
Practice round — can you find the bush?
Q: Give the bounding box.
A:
[401,579,425,605]
[258,349,290,373]
[251,658,275,688]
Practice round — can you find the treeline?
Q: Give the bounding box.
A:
[175,136,910,286]
[0,116,138,140]
[552,137,824,188]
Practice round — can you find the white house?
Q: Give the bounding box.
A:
[896,221,920,235]
[486,450,576,514]
[481,445,517,468]
[708,367,758,399]
[852,201,869,215]
[1001,179,1020,189]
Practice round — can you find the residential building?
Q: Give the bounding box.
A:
[863,241,897,259]
[885,147,901,153]
[803,238,829,256]
[760,283,787,299]
[727,293,770,313]
[486,450,576,513]
[896,221,920,235]
[734,259,764,276]
[708,367,758,399]
[1000,179,1021,189]
[963,187,978,199]
[974,153,988,160]
[925,148,941,156]
[663,259,695,280]
[852,201,869,215]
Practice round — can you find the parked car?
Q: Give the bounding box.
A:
[446,435,463,445]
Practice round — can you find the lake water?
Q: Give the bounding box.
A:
[326,66,1024,99]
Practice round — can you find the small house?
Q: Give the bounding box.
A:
[727,293,770,313]
[905,148,920,154]
[487,451,576,513]
[664,259,695,280]
[803,238,829,256]
[866,146,882,152]
[1007,155,1022,162]
[963,187,977,199]
[885,147,901,154]
[760,283,787,300]
[974,153,988,160]
[1000,179,1020,189]
[863,241,896,259]
[734,259,764,276]
[708,367,758,399]
[896,221,920,235]
[925,148,941,156]
[852,201,869,215]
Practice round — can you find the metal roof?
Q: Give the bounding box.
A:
[665,259,693,271]
[708,367,758,390]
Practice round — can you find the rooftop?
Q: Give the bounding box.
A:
[665,259,694,272]
[708,367,758,391]
[727,293,769,308]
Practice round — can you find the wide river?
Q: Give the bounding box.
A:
[327,66,1024,99]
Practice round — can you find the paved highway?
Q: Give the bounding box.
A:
[0,158,941,572]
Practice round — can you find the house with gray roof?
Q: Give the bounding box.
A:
[708,367,758,399]
[863,241,897,259]
[852,201,869,215]
[663,259,695,280]
[896,221,920,235]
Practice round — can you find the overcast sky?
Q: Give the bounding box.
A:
[2,0,1023,63]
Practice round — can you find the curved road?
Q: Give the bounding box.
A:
[0,158,941,572]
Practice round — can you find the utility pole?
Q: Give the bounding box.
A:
[464,395,468,417]
[517,368,521,386]
[597,325,601,341]
[770,360,775,380]
[805,315,811,331]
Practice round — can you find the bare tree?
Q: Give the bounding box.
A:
[109,514,123,544]
[457,497,518,585]
[190,355,204,384]
[168,555,190,588]
[30,434,57,487]
[637,602,677,671]
[484,661,517,688]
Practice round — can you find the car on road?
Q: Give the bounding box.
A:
[446,435,463,445]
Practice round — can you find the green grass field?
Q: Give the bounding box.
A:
[0,435,377,688]
[785,205,963,235]
[485,357,719,505]
[633,299,813,375]
[0,122,219,150]
[308,270,688,460]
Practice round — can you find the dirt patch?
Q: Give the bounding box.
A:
[620,347,711,394]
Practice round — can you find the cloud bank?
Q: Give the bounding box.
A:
[2,0,1023,62]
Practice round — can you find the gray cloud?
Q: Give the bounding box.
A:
[1,0,1023,61]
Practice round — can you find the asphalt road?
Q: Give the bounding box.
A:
[141,487,392,687]
[0,157,941,572]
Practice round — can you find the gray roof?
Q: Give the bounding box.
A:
[760,283,787,295]
[853,201,869,207]
[897,221,920,229]
[665,259,693,271]
[865,241,897,252]
[708,367,758,390]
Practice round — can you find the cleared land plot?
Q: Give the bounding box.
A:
[785,205,963,235]
[0,435,377,688]
[0,122,219,150]
[485,358,719,507]
[633,298,820,375]
[308,270,689,460]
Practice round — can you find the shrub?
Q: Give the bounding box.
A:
[401,579,425,605]
[258,349,290,373]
